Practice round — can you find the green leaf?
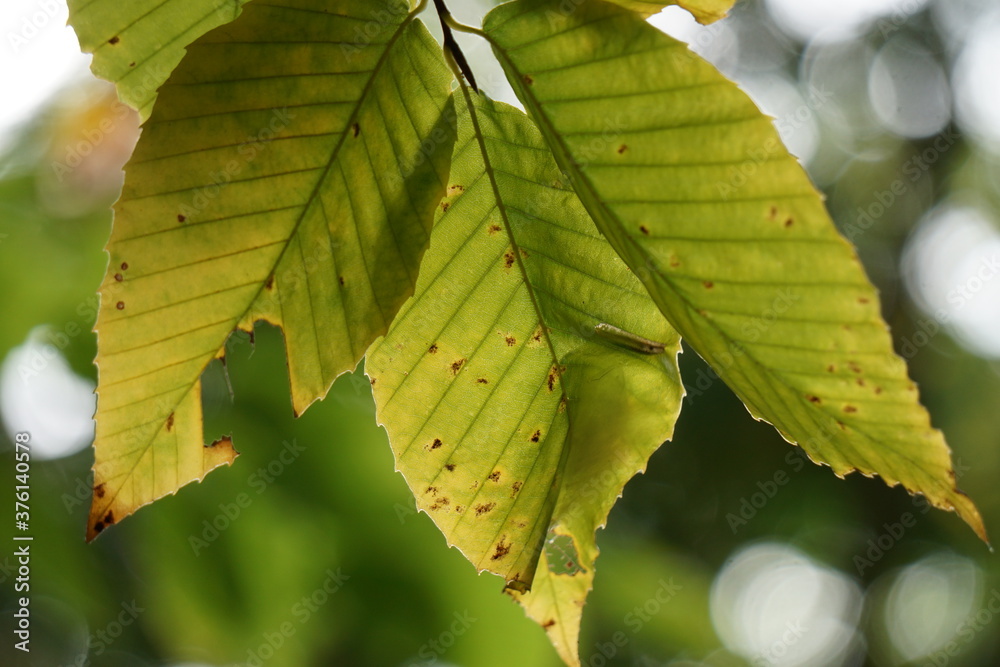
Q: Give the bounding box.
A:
[366,92,684,666]
[88,0,455,540]
[484,0,987,542]
[68,0,250,119]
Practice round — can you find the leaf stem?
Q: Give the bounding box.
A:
[431,0,478,92]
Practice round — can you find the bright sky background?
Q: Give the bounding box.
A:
[0,0,92,149]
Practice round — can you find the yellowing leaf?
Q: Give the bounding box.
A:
[607,0,736,22]
[366,92,684,667]
[68,0,250,119]
[89,0,455,540]
[484,0,986,542]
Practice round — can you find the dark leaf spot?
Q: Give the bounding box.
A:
[177,214,186,222]
[116,301,125,310]
[451,359,465,375]
[165,412,174,431]
[455,505,463,513]
[93,521,105,534]
[703,281,714,289]
[848,362,862,373]
[108,36,119,45]
[94,484,105,498]
[430,438,443,450]
[875,386,883,394]
[617,144,627,154]
[488,471,501,482]
[843,405,858,413]
[338,276,345,285]
[784,217,794,227]
[530,429,541,443]
[504,251,516,269]
[474,502,496,516]
[114,273,123,282]
[505,335,516,347]
[120,262,128,270]
[426,486,438,494]
[441,201,450,211]
[492,538,511,561]
[103,510,115,525]
[445,463,455,472]
[856,378,866,386]
[352,122,360,137]
[448,184,465,194]
[265,275,275,290]
[669,256,680,268]
[639,225,650,235]
[858,297,870,304]
[511,481,522,497]
[542,619,556,629]
[429,344,438,354]
[523,74,534,85]
[827,365,836,373]
[519,248,529,258]
[488,224,501,234]
[476,378,488,384]
[768,205,778,219]
[128,61,136,67]
[807,395,821,404]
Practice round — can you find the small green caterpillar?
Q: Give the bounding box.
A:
[593,323,667,355]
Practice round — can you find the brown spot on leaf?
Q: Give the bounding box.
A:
[837,421,847,430]
[352,122,360,137]
[858,297,870,304]
[177,214,186,222]
[441,201,450,212]
[165,413,175,431]
[430,438,443,450]
[428,344,438,354]
[617,144,628,154]
[542,619,556,629]
[875,386,883,394]
[488,470,501,482]
[492,538,511,561]
[116,301,125,310]
[455,505,463,513]
[488,224,501,234]
[856,378,866,387]
[338,276,345,285]
[265,275,275,290]
[768,205,778,219]
[445,463,455,472]
[114,273,123,282]
[451,359,465,375]
[519,248,529,259]
[843,405,858,413]
[108,36,120,45]
[669,256,680,268]
[103,510,115,525]
[827,364,836,373]
[129,61,136,67]
[448,184,465,194]
[475,502,496,516]
[477,378,488,384]
[120,262,128,271]
[523,74,534,85]
[505,335,516,347]
[426,486,438,494]
[639,225,650,235]
[848,362,862,373]
[530,429,541,443]
[511,481,522,497]
[94,484,105,498]
[504,251,516,269]
[532,328,543,343]
[703,281,714,289]
[784,217,794,227]
[807,395,821,404]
